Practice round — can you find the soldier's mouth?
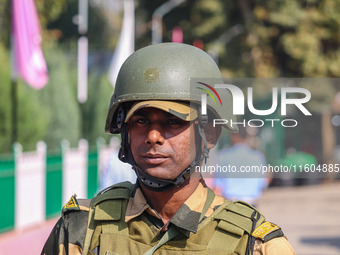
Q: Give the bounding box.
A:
[142,153,168,165]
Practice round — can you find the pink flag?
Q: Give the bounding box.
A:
[172,26,183,43]
[11,0,48,89]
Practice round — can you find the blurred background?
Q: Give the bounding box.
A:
[0,0,340,254]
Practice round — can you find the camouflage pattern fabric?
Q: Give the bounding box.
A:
[41,180,295,255]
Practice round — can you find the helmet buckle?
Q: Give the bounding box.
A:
[116,106,125,129]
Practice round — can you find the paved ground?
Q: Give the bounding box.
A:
[257,181,340,255]
[0,181,339,255]
[0,218,57,255]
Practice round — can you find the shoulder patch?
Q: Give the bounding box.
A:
[252,221,284,242]
[62,195,80,213]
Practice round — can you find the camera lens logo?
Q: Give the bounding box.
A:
[196,82,222,115]
[196,82,222,106]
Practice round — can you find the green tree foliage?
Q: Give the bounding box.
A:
[0,0,11,48]
[135,0,233,47]
[16,84,49,151]
[39,45,81,150]
[135,0,339,114]
[238,0,340,77]
[80,73,113,146]
[0,45,13,152]
[0,45,49,153]
[248,0,340,111]
[46,0,116,50]
[35,0,68,26]
[136,0,340,78]
[0,0,68,48]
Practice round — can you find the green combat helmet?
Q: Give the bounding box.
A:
[105,43,237,191]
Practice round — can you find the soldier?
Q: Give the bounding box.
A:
[41,43,296,255]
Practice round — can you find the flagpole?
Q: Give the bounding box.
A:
[76,0,88,103]
[152,0,187,44]
[10,79,18,145]
[10,0,18,145]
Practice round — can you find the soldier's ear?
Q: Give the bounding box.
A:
[205,123,221,150]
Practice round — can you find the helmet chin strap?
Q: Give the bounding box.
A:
[118,111,209,192]
[132,162,195,192]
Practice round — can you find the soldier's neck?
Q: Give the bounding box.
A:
[141,176,200,224]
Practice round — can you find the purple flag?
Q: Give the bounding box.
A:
[11,0,48,89]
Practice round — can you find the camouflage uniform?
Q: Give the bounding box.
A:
[41,179,295,255]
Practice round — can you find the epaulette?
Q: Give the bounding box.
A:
[62,195,91,214]
[84,181,134,222]
[213,200,265,235]
[91,181,134,207]
[252,221,284,242]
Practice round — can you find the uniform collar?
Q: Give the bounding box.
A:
[125,179,225,234]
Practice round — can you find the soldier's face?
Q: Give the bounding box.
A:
[128,107,196,180]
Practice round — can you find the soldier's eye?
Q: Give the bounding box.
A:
[167,119,184,126]
[136,118,148,124]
